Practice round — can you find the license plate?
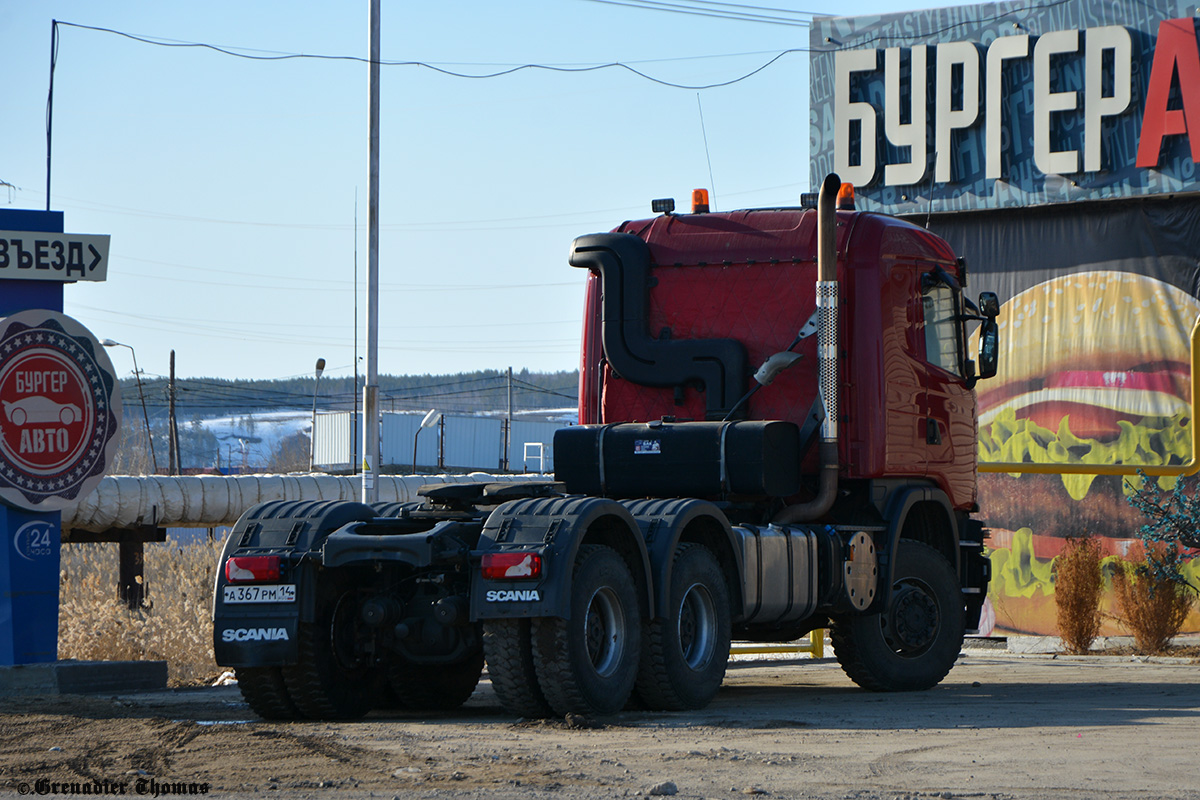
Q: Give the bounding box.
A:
[223,584,296,604]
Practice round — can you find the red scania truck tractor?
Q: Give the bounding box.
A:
[212,174,999,720]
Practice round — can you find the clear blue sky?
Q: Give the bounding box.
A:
[1,0,970,383]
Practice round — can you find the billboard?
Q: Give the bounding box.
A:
[928,199,1200,636]
[810,0,1200,214]
[810,0,1200,636]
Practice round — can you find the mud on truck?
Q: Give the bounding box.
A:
[213,174,1000,720]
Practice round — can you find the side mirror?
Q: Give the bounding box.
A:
[977,319,999,380]
[973,292,1000,382]
[978,291,1000,318]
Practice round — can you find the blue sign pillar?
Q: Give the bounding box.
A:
[0,208,64,665]
[0,506,62,664]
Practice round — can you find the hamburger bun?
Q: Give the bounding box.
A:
[978,271,1200,441]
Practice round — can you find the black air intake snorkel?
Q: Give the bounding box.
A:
[569,233,748,420]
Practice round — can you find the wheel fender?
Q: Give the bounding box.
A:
[213,500,376,667]
[620,498,741,621]
[878,486,960,609]
[470,495,651,622]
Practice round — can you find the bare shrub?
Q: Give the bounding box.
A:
[1054,537,1104,654]
[267,431,312,473]
[59,535,224,685]
[1111,544,1195,655]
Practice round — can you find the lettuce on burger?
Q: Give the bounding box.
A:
[977,271,1200,500]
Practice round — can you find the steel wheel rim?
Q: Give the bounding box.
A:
[677,582,716,670]
[584,586,625,677]
[881,577,940,657]
[330,591,366,672]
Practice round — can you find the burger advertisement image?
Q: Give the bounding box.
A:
[973,270,1200,636]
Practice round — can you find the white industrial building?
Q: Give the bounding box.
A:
[313,410,568,473]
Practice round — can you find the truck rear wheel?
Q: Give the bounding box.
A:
[483,619,554,718]
[388,648,484,711]
[531,544,641,716]
[635,544,731,710]
[282,577,375,719]
[235,666,301,720]
[831,539,963,692]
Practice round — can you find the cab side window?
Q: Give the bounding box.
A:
[922,283,961,376]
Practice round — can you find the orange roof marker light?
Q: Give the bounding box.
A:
[692,188,710,214]
[837,183,856,210]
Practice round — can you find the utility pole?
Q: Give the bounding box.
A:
[504,366,513,471]
[362,0,381,502]
[437,413,445,470]
[46,21,57,211]
[168,349,179,475]
[353,193,359,476]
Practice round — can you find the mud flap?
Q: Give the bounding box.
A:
[470,495,650,622]
[213,611,299,666]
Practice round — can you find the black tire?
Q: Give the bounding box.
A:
[281,576,375,719]
[531,544,641,716]
[388,648,485,711]
[483,618,555,718]
[235,666,301,720]
[635,544,731,711]
[831,539,964,692]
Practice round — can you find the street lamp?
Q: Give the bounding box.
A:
[309,357,326,471]
[413,408,441,474]
[101,339,158,474]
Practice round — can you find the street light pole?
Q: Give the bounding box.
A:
[101,339,158,474]
[309,357,326,471]
[363,0,381,502]
[413,409,440,474]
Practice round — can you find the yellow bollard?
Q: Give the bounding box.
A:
[729,629,826,658]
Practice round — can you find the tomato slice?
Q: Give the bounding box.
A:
[1023,401,1133,441]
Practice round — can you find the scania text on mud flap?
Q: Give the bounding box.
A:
[212,174,999,720]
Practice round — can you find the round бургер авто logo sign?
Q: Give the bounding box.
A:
[0,310,122,511]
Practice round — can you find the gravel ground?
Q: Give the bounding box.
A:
[2,648,1198,800]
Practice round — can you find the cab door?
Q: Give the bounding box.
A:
[921,271,978,508]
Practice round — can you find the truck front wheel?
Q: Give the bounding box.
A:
[635,543,731,710]
[831,539,963,692]
[531,544,641,716]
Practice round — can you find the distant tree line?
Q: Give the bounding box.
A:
[117,368,580,421]
[106,369,580,474]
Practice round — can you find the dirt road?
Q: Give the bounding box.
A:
[2,651,1198,800]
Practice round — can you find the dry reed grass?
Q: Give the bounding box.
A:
[1112,545,1195,655]
[1054,537,1104,654]
[58,534,226,686]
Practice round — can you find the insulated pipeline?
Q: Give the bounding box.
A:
[60,472,546,533]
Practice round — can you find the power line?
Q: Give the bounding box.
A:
[575,0,810,27]
[816,0,1076,49]
[25,181,808,231]
[681,0,819,14]
[54,20,808,91]
[69,300,575,331]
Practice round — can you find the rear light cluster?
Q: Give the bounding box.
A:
[481,552,542,580]
[225,555,281,583]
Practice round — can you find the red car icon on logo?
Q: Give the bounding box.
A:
[2,396,83,426]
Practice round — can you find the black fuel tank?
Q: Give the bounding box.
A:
[554,420,800,498]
